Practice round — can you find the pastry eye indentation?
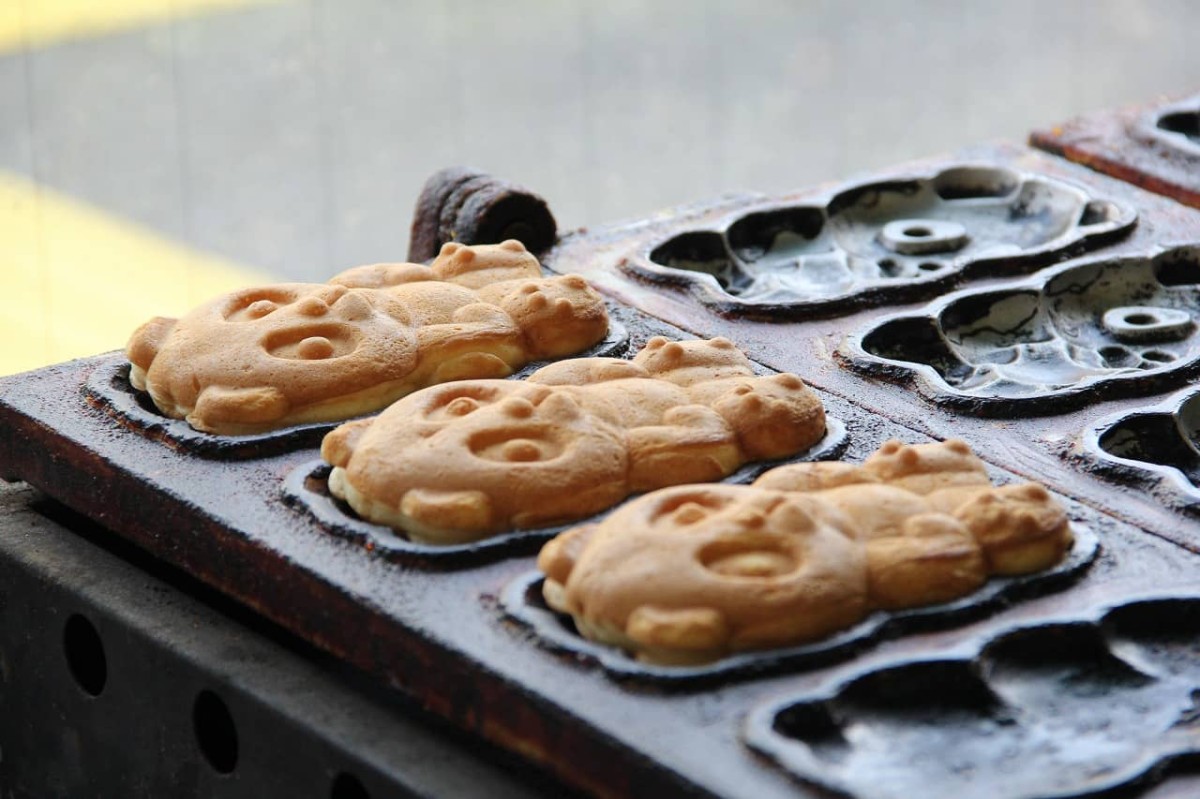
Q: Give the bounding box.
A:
[224,287,301,322]
[423,385,513,421]
[445,397,480,416]
[648,489,736,529]
[247,300,277,318]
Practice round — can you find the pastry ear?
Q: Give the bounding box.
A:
[538,390,583,421]
[189,385,290,431]
[126,316,177,371]
[329,262,434,288]
[320,418,374,466]
[537,523,599,605]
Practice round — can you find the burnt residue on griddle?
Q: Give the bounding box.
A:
[745,595,1200,799]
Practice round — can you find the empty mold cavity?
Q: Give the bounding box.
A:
[637,165,1132,313]
[1103,598,1200,682]
[647,231,738,289]
[832,660,1003,727]
[981,623,1155,707]
[1092,388,1200,494]
[931,165,1019,200]
[978,624,1193,791]
[852,246,1200,407]
[776,662,1015,792]
[751,601,1200,799]
[1158,110,1200,144]
[859,317,975,384]
[1097,413,1200,484]
[1079,199,1119,227]
[759,652,1152,799]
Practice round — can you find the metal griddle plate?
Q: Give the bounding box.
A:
[1032,90,1200,211]
[4,144,1200,799]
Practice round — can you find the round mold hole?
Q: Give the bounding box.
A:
[879,258,901,277]
[1124,313,1157,326]
[331,772,371,799]
[918,261,942,272]
[63,613,107,697]
[1142,350,1176,363]
[193,689,239,774]
[1099,345,1135,367]
[903,226,932,237]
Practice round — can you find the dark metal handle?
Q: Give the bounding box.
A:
[408,167,558,263]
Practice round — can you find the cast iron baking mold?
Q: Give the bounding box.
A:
[744,593,1200,799]
[623,165,1135,319]
[843,244,1200,416]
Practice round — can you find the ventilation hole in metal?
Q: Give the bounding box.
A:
[193,689,239,774]
[63,613,107,697]
[331,772,371,799]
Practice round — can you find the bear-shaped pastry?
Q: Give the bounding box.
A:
[538,484,869,666]
[320,337,827,544]
[126,240,609,435]
[538,439,1073,665]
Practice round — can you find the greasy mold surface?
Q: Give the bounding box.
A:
[500,518,1099,687]
[844,245,1200,415]
[745,594,1200,799]
[283,419,848,568]
[626,164,1134,318]
[1085,384,1200,509]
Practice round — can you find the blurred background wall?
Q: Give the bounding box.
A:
[2,0,1197,375]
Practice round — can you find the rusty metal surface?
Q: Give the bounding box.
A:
[1031,92,1200,210]
[5,148,1200,797]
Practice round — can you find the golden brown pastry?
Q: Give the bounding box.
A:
[538,484,868,666]
[126,240,609,434]
[321,337,827,544]
[540,439,1073,664]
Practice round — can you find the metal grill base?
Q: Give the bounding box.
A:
[0,481,565,799]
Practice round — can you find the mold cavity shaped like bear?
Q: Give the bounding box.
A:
[1092,386,1200,497]
[641,165,1132,312]
[858,245,1200,404]
[749,613,1200,799]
